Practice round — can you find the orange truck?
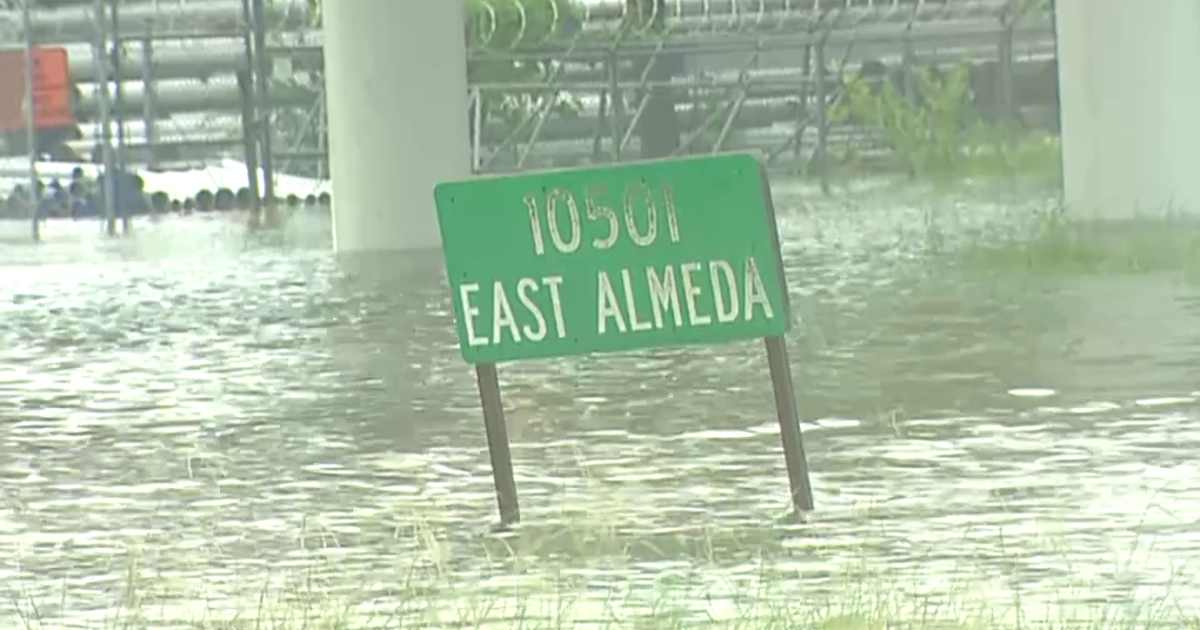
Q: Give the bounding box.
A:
[0,46,78,157]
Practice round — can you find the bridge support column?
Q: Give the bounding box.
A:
[324,0,471,252]
[1055,0,1200,219]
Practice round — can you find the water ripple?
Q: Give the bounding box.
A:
[2,194,1200,627]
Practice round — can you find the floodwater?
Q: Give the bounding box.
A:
[2,188,1200,628]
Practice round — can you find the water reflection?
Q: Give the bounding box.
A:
[1,193,1199,627]
[1051,273,1200,398]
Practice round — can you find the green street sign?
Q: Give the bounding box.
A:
[434,153,792,364]
[434,153,815,525]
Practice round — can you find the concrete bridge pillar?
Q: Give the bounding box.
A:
[1055,0,1200,220]
[323,0,471,252]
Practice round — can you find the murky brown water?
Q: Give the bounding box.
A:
[2,187,1199,628]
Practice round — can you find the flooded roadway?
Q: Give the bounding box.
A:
[2,187,1199,628]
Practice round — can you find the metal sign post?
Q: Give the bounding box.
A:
[21,0,40,242]
[93,0,117,236]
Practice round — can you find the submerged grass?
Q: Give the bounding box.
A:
[8,515,1200,630]
[7,386,1199,630]
[10,559,1200,630]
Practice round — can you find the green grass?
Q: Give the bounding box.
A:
[830,62,1062,186]
[954,204,1200,279]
